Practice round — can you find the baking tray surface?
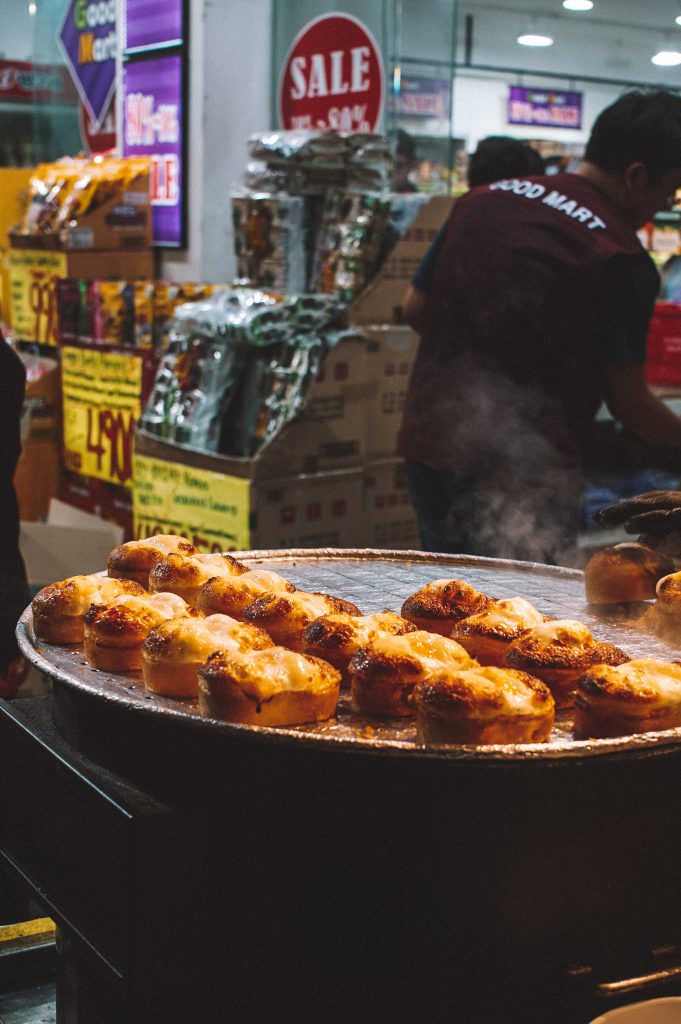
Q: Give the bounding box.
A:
[17,548,681,762]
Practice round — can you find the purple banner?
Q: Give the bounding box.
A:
[57,0,116,127]
[394,75,451,119]
[508,86,582,130]
[123,54,184,247]
[125,0,183,50]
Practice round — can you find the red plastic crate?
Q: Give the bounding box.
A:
[647,301,681,385]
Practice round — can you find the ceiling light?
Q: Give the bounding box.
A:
[652,49,681,66]
[563,1,593,10]
[676,15,681,26]
[517,31,554,46]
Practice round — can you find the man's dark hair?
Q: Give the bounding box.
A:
[467,136,544,187]
[584,89,681,179]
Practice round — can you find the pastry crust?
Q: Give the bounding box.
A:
[142,613,272,698]
[244,591,362,652]
[413,665,555,744]
[301,610,417,686]
[504,619,629,708]
[32,575,145,644]
[149,552,249,605]
[196,569,296,619]
[639,571,681,642]
[401,578,492,635]
[108,535,198,587]
[83,592,191,672]
[450,597,548,667]
[348,630,475,718]
[574,658,681,739]
[198,646,341,726]
[584,543,675,605]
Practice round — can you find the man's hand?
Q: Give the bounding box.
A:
[0,657,28,700]
[593,490,681,535]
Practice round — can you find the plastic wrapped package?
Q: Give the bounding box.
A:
[309,189,391,299]
[231,192,306,294]
[140,288,347,457]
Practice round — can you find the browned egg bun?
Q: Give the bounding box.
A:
[83,592,192,673]
[108,534,198,587]
[148,551,249,605]
[347,630,475,718]
[574,658,681,739]
[142,613,272,699]
[584,543,675,605]
[301,610,417,687]
[449,597,549,667]
[244,591,362,652]
[401,578,492,636]
[413,666,555,745]
[504,619,629,709]
[198,646,341,727]
[32,575,145,645]
[196,569,296,619]
[640,570,681,643]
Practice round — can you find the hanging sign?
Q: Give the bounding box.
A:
[0,60,77,103]
[279,13,384,132]
[123,53,183,246]
[394,76,451,119]
[508,87,582,129]
[57,0,117,129]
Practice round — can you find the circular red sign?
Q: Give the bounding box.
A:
[79,98,116,155]
[279,13,384,132]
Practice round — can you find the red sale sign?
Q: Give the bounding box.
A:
[278,13,384,132]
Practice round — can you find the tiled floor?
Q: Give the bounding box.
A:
[0,984,56,1024]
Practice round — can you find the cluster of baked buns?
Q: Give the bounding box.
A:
[29,534,681,744]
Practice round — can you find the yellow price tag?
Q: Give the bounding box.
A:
[133,453,251,552]
[9,248,67,346]
[61,345,143,489]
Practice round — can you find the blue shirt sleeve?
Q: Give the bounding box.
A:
[411,222,448,292]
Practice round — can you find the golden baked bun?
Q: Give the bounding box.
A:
[142,613,272,698]
[83,592,192,672]
[639,571,681,642]
[149,552,249,605]
[301,610,417,686]
[348,630,475,718]
[196,569,296,619]
[244,591,362,652]
[108,534,198,587]
[413,666,555,745]
[584,543,675,605]
[401,578,492,635]
[504,619,629,709]
[198,646,341,727]
[450,597,548,667]
[574,658,681,739]
[32,575,145,644]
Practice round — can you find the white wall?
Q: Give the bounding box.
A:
[159,0,273,283]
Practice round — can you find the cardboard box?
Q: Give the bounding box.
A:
[14,440,61,522]
[142,330,372,483]
[133,431,364,552]
[8,245,154,346]
[20,499,124,589]
[348,195,453,325]
[364,325,419,460]
[362,458,420,551]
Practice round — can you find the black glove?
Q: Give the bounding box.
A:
[593,490,681,536]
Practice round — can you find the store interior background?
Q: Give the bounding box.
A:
[4,0,681,281]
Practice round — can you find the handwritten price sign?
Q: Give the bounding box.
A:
[9,248,67,346]
[61,345,143,489]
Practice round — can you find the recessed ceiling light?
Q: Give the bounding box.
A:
[563,1,593,10]
[517,32,554,46]
[652,49,681,66]
[676,15,681,25]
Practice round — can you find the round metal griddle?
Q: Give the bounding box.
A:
[17,548,681,762]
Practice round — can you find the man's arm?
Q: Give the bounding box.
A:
[605,363,681,448]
